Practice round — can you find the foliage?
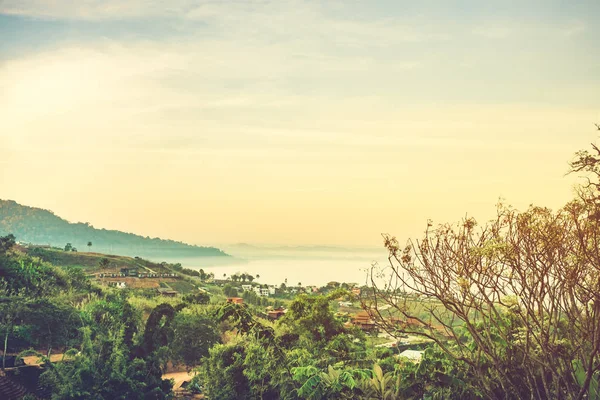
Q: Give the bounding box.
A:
[293,365,366,399]
[197,342,252,399]
[0,199,229,258]
[280,290,347,345]
[182,291,210,305]
[170,309,220,369]
[366,140,600,400]
[40,326,172,400]
[6,137,600,400]
[223,283,239,297]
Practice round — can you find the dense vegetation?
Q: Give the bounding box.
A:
[0,200,229,259]
[364,135,600,400]
[1,137,600,399]
[0,231,459,400]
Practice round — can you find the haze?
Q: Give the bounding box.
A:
[1,0,599,247]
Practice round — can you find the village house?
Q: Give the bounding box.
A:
[350,311,378,332]
[267,307,286,320]
[387,317,405,326]
[226,297,244,304]
[254,287,270,297]
[398,349,423,362]
[241,284,253,292]
[157,288,178,297]
[406,317,423,327]
[268,286,276,295]
[120,268,138,277]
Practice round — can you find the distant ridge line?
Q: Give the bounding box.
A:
[0,199,229,258]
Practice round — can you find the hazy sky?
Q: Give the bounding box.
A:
[1,0,599,247]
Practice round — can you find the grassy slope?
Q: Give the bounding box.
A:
[24,246,172,273]
[24,246,202,295]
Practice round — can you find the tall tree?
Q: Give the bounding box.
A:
[365,137,600,400]
[367,203,600,398]
[171,311,219,370]
[0,287,26,370]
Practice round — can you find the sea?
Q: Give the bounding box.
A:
[159,245,391,287]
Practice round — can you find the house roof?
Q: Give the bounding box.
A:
[398,350,423,361]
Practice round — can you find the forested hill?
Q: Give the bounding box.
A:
[0,199,229,258]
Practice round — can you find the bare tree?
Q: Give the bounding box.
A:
[364,139,600,399]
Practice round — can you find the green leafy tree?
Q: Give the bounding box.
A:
[182,292,210,305]
[197,303,300,399]
[137,303,177,358]
[197,342,251,399]
[41,299,173,399]
[293,364,367,400]
[0,286,26,370]
[0,234,15,254]
[64,243,72,252]
[99,258,110,268]
[24,297,79,358]
[41,326,172,399]
[171,310,219,370]
[281,291,346,345]
[223,284,238,298]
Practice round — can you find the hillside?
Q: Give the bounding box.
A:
[0,199,229,259]
[22,245,170,272]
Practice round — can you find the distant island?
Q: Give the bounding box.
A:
[0,199,229,259]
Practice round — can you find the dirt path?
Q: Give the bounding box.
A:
[22,353,64,365]
[162,371,195,389]
[135,261,157,274]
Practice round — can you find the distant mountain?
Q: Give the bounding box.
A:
[0,199,229,259]
[229,243,382,253]
[220,242,385,261]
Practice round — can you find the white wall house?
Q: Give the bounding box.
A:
[242,285,253,292]
[254,287,270,297]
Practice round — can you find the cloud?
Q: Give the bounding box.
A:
[560,20,586,37]
[0,0,450,51]
[0,0,189,20]
[472,24,512,39]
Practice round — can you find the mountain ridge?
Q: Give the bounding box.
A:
[0,199,229,258]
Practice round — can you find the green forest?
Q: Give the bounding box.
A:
[0,200,229,259]
[1,139,600,400]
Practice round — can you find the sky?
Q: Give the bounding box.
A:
[1,0,599,248]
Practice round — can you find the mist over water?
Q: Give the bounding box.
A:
[160,245,390,287]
